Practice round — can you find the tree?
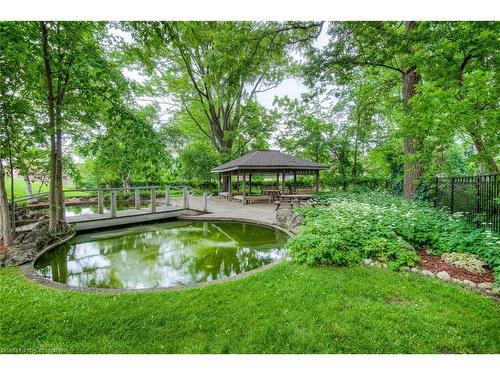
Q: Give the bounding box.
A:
[178,141,220,187]
[38,21,130,232]
[127,21,322,159]
[79,105,170,188]
[307,21,426,198]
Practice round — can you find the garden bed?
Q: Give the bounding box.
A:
[418,250,494,284]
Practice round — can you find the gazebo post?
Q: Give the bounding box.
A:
[281,171,286,193]
[242,170,246,205]
[276,172,279,189]
[249,172,252,196]
[315,170,320,193]
[218,174,222,194]
[293,172,297,193]
[228,172,232,199]
[236,172,240,193]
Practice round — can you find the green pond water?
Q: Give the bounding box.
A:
[64,203,151,217]
[34,220,288,289]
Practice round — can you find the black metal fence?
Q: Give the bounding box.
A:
[435,173,499,232]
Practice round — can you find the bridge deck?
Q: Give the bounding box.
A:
[17,196,278,232]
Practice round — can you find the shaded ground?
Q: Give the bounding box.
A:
[1,263,499,353]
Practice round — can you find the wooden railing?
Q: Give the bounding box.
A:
[13,185,211,228]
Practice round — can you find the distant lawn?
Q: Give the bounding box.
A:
[0,263,498,353]
[5,178,90,201]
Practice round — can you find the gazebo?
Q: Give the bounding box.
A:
[211,150,328,204]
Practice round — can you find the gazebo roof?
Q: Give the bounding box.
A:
[211,150,328,173]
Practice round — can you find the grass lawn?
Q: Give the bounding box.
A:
[5,177,88,201]
[0,263,498,354]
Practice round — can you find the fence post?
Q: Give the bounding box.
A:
[203,192,208,212]
[476,175,481,217]
[166,186,170,206]
[150,188,156,213]
[135,188,140,210]
[450,177,455,214]
[97,190,104,214]
[111,190,117,218]
[183,186,189,209]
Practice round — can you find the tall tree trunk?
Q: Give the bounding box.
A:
[40,21,61,233]
[402,21,423,199]
[0,160,13,247]
[469,125,498,173]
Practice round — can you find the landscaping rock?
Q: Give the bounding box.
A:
[1,220,72,267]
[402,266,410,272]
[436,271,451,282]
[421,270,435,278]
[363,258,373,266]
[491,287,500,295]
[440,252,486,274]
[477,282,494,290]
[274,209,302,232]
[462,280,477,288]
[410,267,420,273]
[451,278,463,284]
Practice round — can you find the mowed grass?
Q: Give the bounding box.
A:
[0,263,499,354]
[6,178,91,201]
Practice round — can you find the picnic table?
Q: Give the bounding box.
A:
[274,194,314,210]
[262,189,281,200]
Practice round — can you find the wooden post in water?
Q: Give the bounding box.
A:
[111,190,117,218]
[183,186,189,209]
[97,190,104,214]
[135,188,140,210]
[150,188,156,213]
[166,186,171,206]
[203,192,208,212]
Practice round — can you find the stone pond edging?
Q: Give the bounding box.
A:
[20,216,295,295]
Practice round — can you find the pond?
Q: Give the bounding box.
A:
[64,202,151,217]
[34,220,288,289]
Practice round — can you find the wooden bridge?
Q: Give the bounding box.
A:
[15,186,210,232]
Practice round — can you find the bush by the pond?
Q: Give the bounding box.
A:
[287,191,500,283]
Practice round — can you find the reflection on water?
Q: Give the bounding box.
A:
[35,221,287,289]
[64,203,150,217]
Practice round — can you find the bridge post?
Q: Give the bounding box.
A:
[111,190,117,218]
[166,186,170,206]
[135,188,140,210]
[150,188,156,213]
[183,186,189,209]
[97,190,104,214]
[203,192,208,212]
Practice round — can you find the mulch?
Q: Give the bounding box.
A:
[418,250,494,284]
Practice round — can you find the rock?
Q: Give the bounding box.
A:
[462,280,476,288]
[410,267,420,273]
[402,266,410,272]
[440,252,486,274]
[491,287,500,295]
[477,282,494,290]
[363,258,373,266]
[274,209,302,232]
[381,263,387,268]
[451,278,463,284]
[421,270,435,278]
[1,219,72,266]
[436,271,451,282]
[425,249,432,255]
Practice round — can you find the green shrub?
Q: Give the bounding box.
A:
[287,191,500,284]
